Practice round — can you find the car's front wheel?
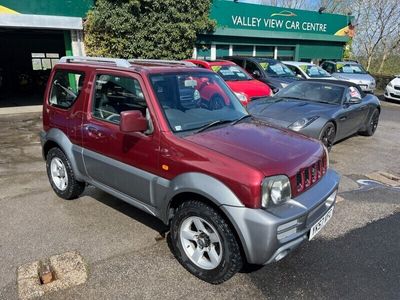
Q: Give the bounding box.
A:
[170,200,243,284]
[46,147,85,200]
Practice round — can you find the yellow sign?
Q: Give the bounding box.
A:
[0,5,19,14]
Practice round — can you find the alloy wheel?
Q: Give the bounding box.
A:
[179,216,223,270]
[50,157,68,191]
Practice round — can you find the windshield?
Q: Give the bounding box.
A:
[211,65,252,81]
[302,65,331,78]
[276,81,345,104]
[336,63,367,74]
[258,60,296,78]
[150,72,248,133]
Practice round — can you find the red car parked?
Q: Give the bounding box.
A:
[41,56,339,284]
[186,59,272,105]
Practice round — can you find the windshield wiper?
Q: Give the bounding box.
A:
[194,119,234,133]
[231,114,252,125]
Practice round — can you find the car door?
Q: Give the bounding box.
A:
[337,87,368,138]
[81,70,160,206]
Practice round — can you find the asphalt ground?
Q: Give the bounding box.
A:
[0,100,399,299]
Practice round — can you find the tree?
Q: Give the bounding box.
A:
[351,0,400,71]
[84,0,215,59]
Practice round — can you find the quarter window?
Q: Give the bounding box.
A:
[92,74,147,124]
[49,70,84,109]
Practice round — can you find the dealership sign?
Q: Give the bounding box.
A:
[231,15,328,33]
[211,0,351,36]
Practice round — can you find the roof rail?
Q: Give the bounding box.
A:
[59,56,131,68]
[128,59,195,67]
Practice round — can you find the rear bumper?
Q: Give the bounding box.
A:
[221,169,340,265]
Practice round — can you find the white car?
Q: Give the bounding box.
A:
[283,61,336,80]
[384,76,400,102]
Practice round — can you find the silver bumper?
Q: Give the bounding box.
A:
[221,169,340,265]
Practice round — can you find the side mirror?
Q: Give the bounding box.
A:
[346,97,362,105]
[120,110,148,133]
[252,70,261,78]
[296,74,303,78]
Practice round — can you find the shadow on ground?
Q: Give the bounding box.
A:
[246,212,400,299]
[81,186,168,234]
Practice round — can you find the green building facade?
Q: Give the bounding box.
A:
[195,0,352,62]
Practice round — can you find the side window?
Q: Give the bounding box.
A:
[49,70,84,108]
[325,63,334,73]
[245,61,259,75]
[92,74,147,124]
[288,65,302,77]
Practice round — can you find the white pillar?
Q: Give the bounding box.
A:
[211,44,216,61]
[253,45,256,57]
[274,46,278,59]
[229,44,233,56]
[192,47,197,59]
[71,30,85,56]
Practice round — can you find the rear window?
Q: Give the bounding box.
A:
[49,70,84,109]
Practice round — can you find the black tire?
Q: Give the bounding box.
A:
[319,122,336,151]
[359,108,379,136]
[209,94,225,110]
[170,200,243,284]
[46,147,85,200]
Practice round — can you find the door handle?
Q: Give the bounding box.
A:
[85,125,104,138]
[339,116,347,121]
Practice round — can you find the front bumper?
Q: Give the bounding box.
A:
[221,169,340,265]
[384,86,400,101]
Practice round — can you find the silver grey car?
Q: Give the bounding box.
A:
[321,61,376,93]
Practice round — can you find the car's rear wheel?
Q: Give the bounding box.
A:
[359,108,379,136]
[319,122,336,151]
[46,147,85,200]
[170,200,243,284]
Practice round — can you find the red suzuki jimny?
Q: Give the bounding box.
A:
[40,56,339,284]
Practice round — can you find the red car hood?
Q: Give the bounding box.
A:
[226,80,271,98]
[184,119,323,177]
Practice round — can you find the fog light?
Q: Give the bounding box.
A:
[325,190,337,207]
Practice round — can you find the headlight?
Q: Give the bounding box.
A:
[261,175,291,208]
[288,116,319,131]
[388,81,393,88]
[234,92,248,103]
[370,81,376,87]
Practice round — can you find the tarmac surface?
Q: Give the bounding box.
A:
[0,100,399,299]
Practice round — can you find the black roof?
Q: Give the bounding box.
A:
[305,79,366,97]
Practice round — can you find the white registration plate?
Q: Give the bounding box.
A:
[309,206,334,240]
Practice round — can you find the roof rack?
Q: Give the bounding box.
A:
[59,56,196,68]
[59,56,131,68]
[128,59,195,67]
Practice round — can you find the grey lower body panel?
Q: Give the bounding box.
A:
[221,169,340,265]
